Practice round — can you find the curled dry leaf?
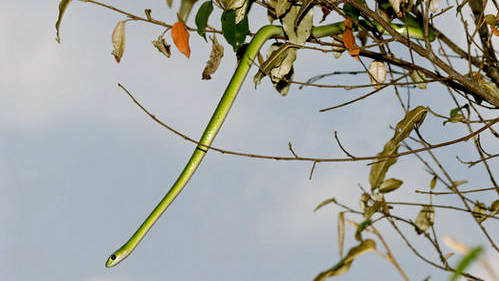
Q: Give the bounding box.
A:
[359,193,371,212]
[55,0,72,43]
[152,36,171,58]
[414,205,435,234]
[472,202,488,222]
[202,36,224,80]
[369,140,399,190]
[234,0,248,24]
[379,178,403,193]
[111,21,126,63]
[171,20,191,58]
[368,61,387,89]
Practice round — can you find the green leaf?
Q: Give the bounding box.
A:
[195,1,213,40]
[55,0,72,43]
[449,107,460,118]
[449,247,483,281]
[221,9,249,52]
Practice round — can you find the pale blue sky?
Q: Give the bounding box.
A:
[2,1,497,281]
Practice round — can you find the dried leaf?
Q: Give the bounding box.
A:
[379,178,403,193]
[111,21,126,63]
[294,0,314,27]
[313,240,376,281]
[393,106,428,143]
[254,43,297,96]
[490,200,499,213]
[222,0,246,10]
[472,202,488,222]
[320,5,331,23]
[415,205,434,234]
[166,0,173,7]
[152,36,171,58]
[179,0,199,22]
[369,140,399,190]
[451,180,468,189]
[389,0,409,17]
[364,200,384,219]
[195,1,214,40]
[314,198,336,212]
[55,0,72,43]
[429,0,440,13]
[282,4,313,45]
[276,0,292,18]
[359,193,371,212]
[171,20,191,58]
[338,212,345,257]
[410,70,427,89]
[342,18,360,59]
[267,0,278,23]
[234,0,248,24]
[202,36,224,80]
[430,176,437,190]
[368,61,387,89]
[444,252,454,261]
[145,9,153,21]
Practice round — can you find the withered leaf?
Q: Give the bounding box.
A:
[415,205,435,234]
[282,4,313,45]
[338,212,345,257]
[152,36,171,58]
[202,36,224,80]
[368,61,387,89]
[472,202,488,222]
[379,178,403,193]
[111,21,126,63]
[55,0,72,43]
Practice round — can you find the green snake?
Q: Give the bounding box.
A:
[105,20,432,268]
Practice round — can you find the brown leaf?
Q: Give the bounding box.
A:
[55,0,72,43]
[152,36,171,58]
[111,21,126,63]
[202,36,224,80]
[171,20,191,58]
[320,5,331,23]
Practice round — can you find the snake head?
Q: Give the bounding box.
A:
[105,246,131,268]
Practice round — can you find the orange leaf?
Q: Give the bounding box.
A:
[171,20,191,58]
[491,24,499,36]
[342,18,359,59]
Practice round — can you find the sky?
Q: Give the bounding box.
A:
[1,1,498,281]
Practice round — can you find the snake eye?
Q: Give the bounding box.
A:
[110,254,116,261]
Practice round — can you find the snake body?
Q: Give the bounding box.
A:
[106,20,432,268]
